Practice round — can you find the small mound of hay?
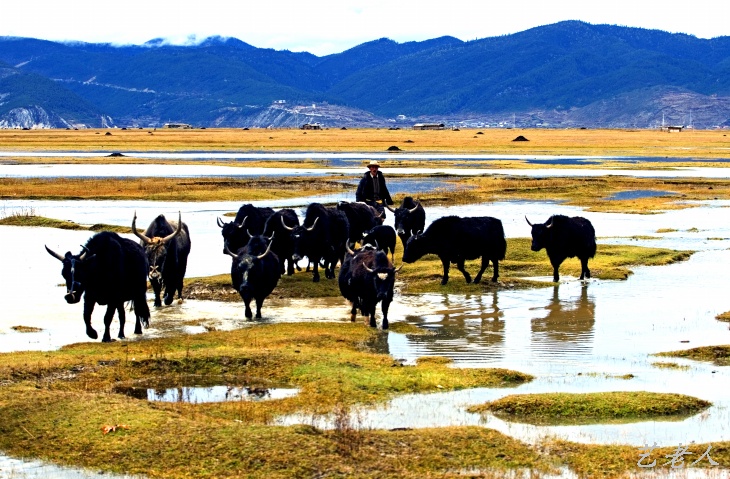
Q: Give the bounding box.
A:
[107,152,125,157]
[404,140,414,143]
[476,131,484,135]
[387,145,402,151]
[104,131,112,136]
[341,127,347,130]
[512,135,529,142]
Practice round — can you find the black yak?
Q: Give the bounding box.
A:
[45,231,150,342]
[263,208,300,276]
[386,196,426,248]
[402,215,506,285]
[132,211,191,307]
[526,215,596,282]
[361,225,397,261]
[282,203,349,282]
[218,204,274,253]
[225,234,281,319]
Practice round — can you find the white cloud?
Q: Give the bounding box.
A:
[1,0,727,55]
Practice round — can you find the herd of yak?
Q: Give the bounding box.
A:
[44,197,596,342]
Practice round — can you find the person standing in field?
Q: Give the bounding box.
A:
[356,160,394,216]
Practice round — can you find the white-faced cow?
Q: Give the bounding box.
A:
[225,234,281,319]
[386,196,426,248]
[132,211,191,307]
[402,215,506,285]
[281,203,349,282]
[45,231,150,342]
[339,245,399,329]
[526,215,596,282]
[218,204,275,253]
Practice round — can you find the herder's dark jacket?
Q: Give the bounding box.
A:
[355,171,393,205]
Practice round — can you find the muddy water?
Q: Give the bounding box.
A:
[2,198,730,452]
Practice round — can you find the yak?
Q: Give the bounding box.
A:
[402,215,506,285]
[218,204,275,253]
[361,225,397,261]
[45,231,150,342]
[225,234,281,319]
[132,211,191,307]
[336,201,383,247]
[339,245,399,329]
[282,203,349,282]
[386,196,426,248]
[263,208,300,276]
[526,215,596,282]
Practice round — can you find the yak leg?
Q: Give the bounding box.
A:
[151,278,163,307]
[164,282,175,305]
[244,299,253,319]
[311,257,321,282]
[369,313,377,328]
[490,258,500,282]
[350,302,358,322]
[455,259,472,283]
[576,255,590,280]
[440,257,451,285]
[116,303,126,339]
[83,298,98,340]
[473,257,490,284]
[551,257,563,283]
[255,297,264,319]
[101,304,117,342]
[381,299,391,330]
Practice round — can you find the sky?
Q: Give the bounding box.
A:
[1,0,728,56]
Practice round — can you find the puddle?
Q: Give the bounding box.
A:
[607,190,678,200]
[114,381,298,403]
[0,453,143,479]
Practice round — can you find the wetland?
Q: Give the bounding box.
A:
[1,128,730,478]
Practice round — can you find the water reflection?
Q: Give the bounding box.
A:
[530,285,595,358]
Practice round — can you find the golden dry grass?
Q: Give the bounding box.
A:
[2,127,730,158]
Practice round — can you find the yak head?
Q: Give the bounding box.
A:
[362,251,401,301]
[133,212,182,281]
[225,234,274,293]
[401,229,427,264]
[387,199,420,238]
[45,245,96,304]
[217,215,252,254]
[525,216,553,252]
[281,215,319,262]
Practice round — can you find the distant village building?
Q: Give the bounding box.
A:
[660,125,684,132]
[300,123,322,130]
[273,100,286,104]
[163,123,193,129]
[413,123,445,130]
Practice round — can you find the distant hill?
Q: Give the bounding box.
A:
[1,21,729,129]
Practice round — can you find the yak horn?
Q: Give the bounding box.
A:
[237,215,248,229]
[280,215,294,231]
[525,216,533,227]
[408,201,420,213]
[395,264,404,273]
[256,240,274,260]
[345,240,355,256]
[217,217,225,228]
[304,217,319,232]
[265,231,275,242]
[161,211,182,243]
[546,217,554,229]
[385,203,396,212]
[224,244,239,259]
[132,211,151,244]
[45,245,65,261]
[363,264,374,273]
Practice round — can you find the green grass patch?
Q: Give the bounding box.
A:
[655,345,730,366]
[0,322,542,478]
[0,214,131,233]
[468,392,710,425]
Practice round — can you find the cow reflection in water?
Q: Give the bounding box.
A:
[531,284,595,351]
[403,292,505,360]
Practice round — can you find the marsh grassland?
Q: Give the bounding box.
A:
[2,128,729,478]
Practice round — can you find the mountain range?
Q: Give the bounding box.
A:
[1,21,730,129]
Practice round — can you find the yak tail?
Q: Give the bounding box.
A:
[132,298,151,328]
